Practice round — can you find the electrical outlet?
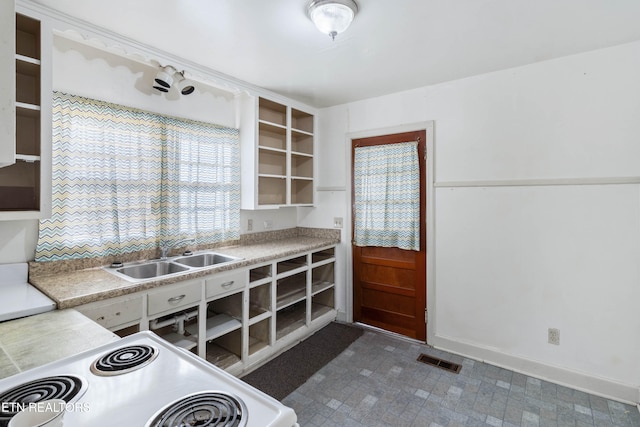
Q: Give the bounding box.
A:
[548,328,560,345]
[247,219,253,231]
[264,219,273,230]
[333,217,343,228]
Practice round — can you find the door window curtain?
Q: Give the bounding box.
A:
[35,92,240,262]
[353,141,420,251]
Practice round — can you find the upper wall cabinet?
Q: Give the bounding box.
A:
[238,93,315,209]
[0,7,52,220]
[0,2,16,169]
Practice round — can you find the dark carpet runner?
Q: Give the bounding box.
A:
[240,322,364,400]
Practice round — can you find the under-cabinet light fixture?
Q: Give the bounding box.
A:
[308,0,358,40]
[152,65,195,96]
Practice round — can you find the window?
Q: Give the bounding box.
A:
[35,92,240,262]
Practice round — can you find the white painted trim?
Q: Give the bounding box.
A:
[316,186,346,192]
[16,0,318,115]
[432,334,640,405]
[344,121,435,344]
[435,176,640,188]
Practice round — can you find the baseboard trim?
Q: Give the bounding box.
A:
[432,334,640,405]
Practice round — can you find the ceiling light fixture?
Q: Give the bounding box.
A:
[152,66,195,96]
[308,0,358,41]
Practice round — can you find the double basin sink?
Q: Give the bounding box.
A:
[105,252,242,282]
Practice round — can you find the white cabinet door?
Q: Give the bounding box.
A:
[0,1,16,168]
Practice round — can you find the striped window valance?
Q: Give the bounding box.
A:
[353,141,420,251]
[36,92,240,262]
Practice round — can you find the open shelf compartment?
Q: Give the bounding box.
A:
[249,282,271,324]
[248,317,271,356]
[276,272,307,310]
[312,287,335,322]
[291,178,313,205]
[277,255,307,275]
[259,98,286,127]
[312,263,335,295]
[258,176,286,205]
[258,148,286,176]
[205,328,242,370]
[249,264,272,284]
[16,14,40,60]
[151,308,199,351]
[276,300,307,341]
[291,108,313,134]
[258,122,286,150]
[312,247,335,264]
[291,153,313,178]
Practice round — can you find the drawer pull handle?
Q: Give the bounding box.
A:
[97,316,105,321]
[168,294,186,303]
[221,281,235,288]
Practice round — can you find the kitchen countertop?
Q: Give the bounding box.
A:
[0,309,120,379]
[29,233,340,309]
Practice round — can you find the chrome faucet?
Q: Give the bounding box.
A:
[159,238,195,260]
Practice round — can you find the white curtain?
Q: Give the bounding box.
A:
[36,92,240,262]
[353,141,420,251]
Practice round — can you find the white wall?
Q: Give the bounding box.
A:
[52,37,237,127]
[310,41,640,403]
[0,35,294,263]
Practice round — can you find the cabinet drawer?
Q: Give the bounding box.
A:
[78,295,143,330]
[205,270,246,299]
[148,280,202,316]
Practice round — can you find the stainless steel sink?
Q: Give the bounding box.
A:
[173,253,241,268]
[104,251,242,282]
[116,261,190,280]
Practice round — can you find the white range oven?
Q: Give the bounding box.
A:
[0,331,298,427]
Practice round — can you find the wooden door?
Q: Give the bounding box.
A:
[352,130,427,341]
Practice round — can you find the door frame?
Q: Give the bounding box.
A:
[344,121,435,344]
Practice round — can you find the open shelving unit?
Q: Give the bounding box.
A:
[0,7,52,220]
[0,13,41,213]
[240,94,315,209]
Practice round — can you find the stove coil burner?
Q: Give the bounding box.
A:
[146,391,247,427]
[90,344,158,376]
[0,375,87,421]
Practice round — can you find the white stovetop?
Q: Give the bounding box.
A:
[0,263,55,322]
[0,331,297,427]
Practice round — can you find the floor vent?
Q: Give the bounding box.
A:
[417,354,462,374]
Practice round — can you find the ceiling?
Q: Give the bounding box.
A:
[30,0,640,108]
